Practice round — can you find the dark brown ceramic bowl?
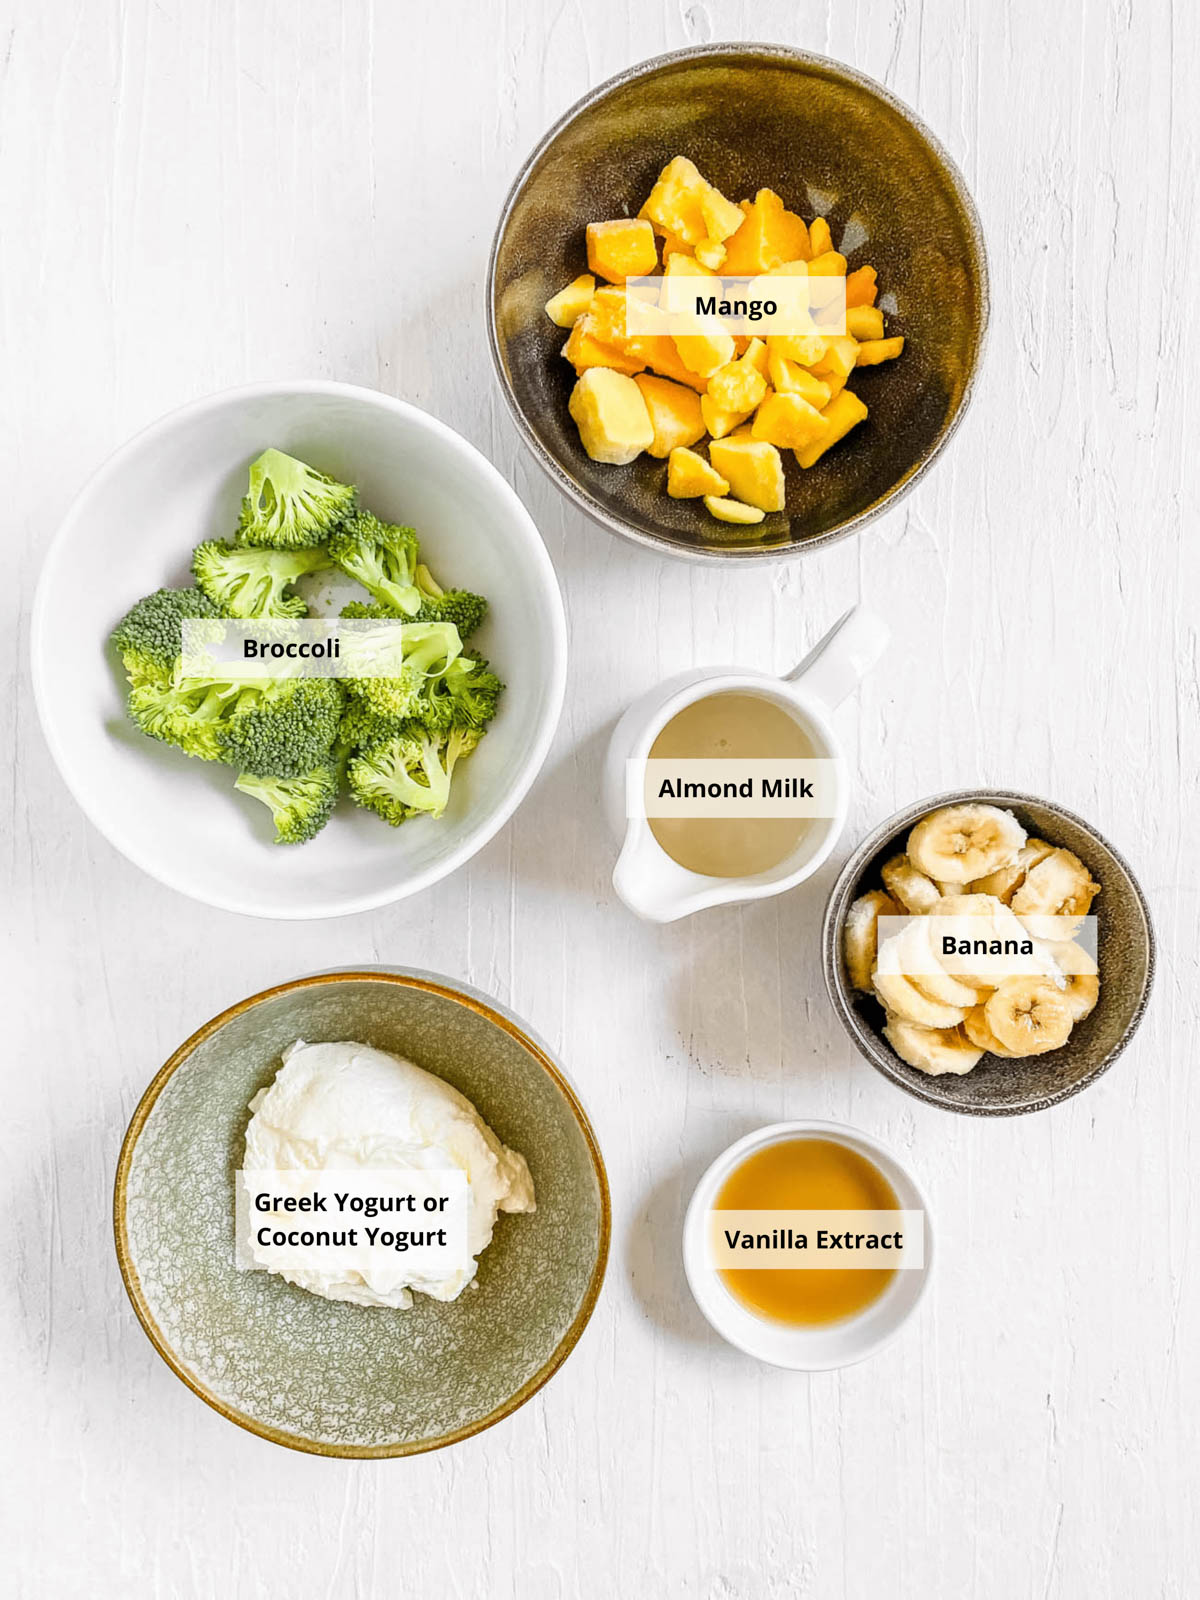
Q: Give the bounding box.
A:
[488,44,988,562]
[822,792,1155,1115]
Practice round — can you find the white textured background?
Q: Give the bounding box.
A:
[3,1,1197,1595]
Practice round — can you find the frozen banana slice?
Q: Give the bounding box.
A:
[1011,847,1101,937]
[962,1003,1018,1057]
[881,853,942,915]
[934,893,1059,991]
[984,977,1074,1056]
[843,889,899,993]
[1042,940,1100,1022]
[896,916,988,1008]
[873,933,966,1028]
[970,838,1055,903]
[883,1016,983,1076]
[907,804,1026,885]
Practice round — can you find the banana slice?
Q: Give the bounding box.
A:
[1011,847,1101,937]
[962,1004,1017,1057]
[843,890,899,993]
[896,916,989,1008]
[933,893,1047,989]
[881,853,942,914]
[883,1015,983,1076]
[984,977,1074,1055]
[873,932,967,1028]
[1043,940,1101,1022]
[970,838,1055,903]
[906,804,1027,884]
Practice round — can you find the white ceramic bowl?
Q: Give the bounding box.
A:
[682,1120,933,1369]
[31,382,566,919]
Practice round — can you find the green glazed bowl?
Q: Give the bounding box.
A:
[114,971,609,1457]
[488,43,988,562]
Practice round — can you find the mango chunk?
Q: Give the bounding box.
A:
[846,305,885,341]
[640,156,713,246]
[811,335,859,382]
[722,189,811,274]
[699,186,746,244]
[545,274,596,328]
[845,265,878,307]
[855,336,905,366]
[751,391,828,451]
[706,351,768,415]
[633,373,706,457]
[767,332,828,368]
[708,437,786,512]
[586,219,658,283]
[673,315,736,380]
[795,390,868,469]
[808,216,833,256]
[694,238,727,271]
[568,368,654,464]
[743,337,769,376]
[807,250,848,276]
[700,392,754,440]
[704,495,766,525]
[659,230,693,259]
[766,348,831,407]
[628,333,710,392]
[667,447,729,499]
[563,313,644,375]
[664,251,716,281]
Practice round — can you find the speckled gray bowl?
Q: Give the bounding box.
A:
[114,971,609,1456]
[488,43,988,562]
[822,792,1154,1115]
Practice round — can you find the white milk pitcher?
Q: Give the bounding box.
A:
[603,606,889,923]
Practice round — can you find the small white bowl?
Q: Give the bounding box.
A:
[32,381,566,919]
[682,1120,933,1369]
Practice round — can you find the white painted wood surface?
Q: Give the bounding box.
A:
[3,0,1196,1594]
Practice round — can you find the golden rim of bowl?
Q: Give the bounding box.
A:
[113,970,611,1458]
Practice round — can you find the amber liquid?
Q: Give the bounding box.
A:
[648,692,812,878]
[716,1137,899,1327]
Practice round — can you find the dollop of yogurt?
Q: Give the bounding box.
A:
[242,1039,535,1308]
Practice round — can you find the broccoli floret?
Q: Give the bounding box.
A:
[127,674,244,761]
[412,564,488,638]
[214,678,344,777]
[340,619,463,724]
[336,696,406,755]
[347,724,479,826]
[234,764,339,844]
[236,449,357,550]
[327,512,422,616]
[191,540,328,619]
[111,587,223,685]
[418,656,504,732]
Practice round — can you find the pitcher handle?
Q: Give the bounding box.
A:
[783,605,889,709]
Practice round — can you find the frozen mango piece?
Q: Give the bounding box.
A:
[659,230,693,259]
[704,495,766,525]
[664,251,716,280]
[743,337,769,376]
[846,305,885,341]
[694,238,727,271]
[545,274,596,328]
[767,332,828,368]
[795,389,868,469]
[807,250,848,276]
[563,313,644,376]
[700,392,754,440]
[633,373,706,457]
[640,156,712,246]
[586,219,658,283]
[667,447,729,499]
[855,336,905,366]
[699,186,746,243]
[845,265,878,307]
[766,348,831,408]
[706,350,768,415]
[808,216,833,256]
[673,314,736,380]
[708,437,786,512]
[568,368,654,464]
[811,335,859,382]
[722,189,811,274]
[751,391,828,451]
[628,333,710,391]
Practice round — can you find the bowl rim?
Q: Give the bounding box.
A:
[112,968,612,1459]
[30,379,568,920]
[821,789,1156,1116]
[486,41,991,564]
[681,1118,934,1369]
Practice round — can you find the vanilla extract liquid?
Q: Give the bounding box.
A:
[648,692,812,878]
[716,1138,899,1327]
